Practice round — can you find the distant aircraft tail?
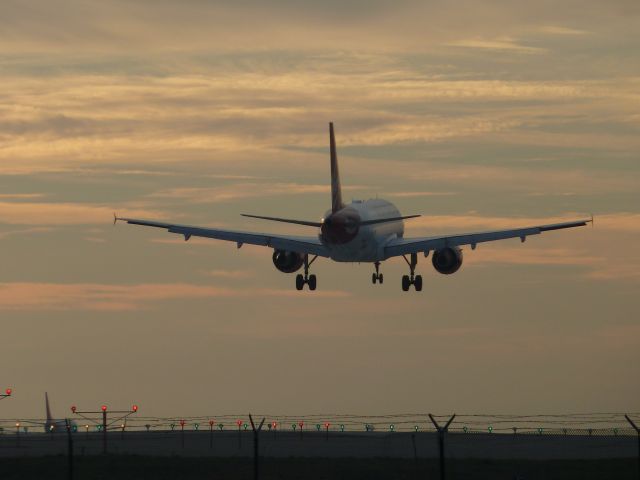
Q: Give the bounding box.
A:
[329,122,344,213]
[45,392,53,422]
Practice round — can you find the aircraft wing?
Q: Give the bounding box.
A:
[384,219,591,259]
[116,217,330,257]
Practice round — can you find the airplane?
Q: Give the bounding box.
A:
[44,392,76,433]
[116,123,592,292]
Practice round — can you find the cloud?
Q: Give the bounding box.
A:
[0,193,46,199]
[446,37,546,54]
[0,282,350,311]
[0,226,52,240]
[0,201,162,226]
[203,269,255,280]
[537,25,590,36]
[147,183,369,204]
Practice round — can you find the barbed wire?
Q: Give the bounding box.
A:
[0,412,637,435]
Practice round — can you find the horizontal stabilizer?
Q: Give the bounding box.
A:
[241,214,322,227]
[242,213,420,227]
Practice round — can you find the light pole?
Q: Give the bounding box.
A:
[71,403,138,454]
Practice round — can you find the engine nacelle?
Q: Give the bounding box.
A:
[432,246,463,275]
[272,249,304,273]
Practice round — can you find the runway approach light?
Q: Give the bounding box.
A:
[272,421,277,429]
[340,424,345,432]
[101,405,107,412]
[5,388,11,396]
[209,420,215,427]
[194,423,199,430]
[132,405,138,412]
[414,425,419,432]
[390,424,395,432]
[70,405,77,413]
[488,426,493,433]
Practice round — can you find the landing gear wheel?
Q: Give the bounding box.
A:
[379,273,384,284]
[372,273,377,284]
[414,275,423,292]
[308,274,317,291]
[295,274,304,291]
[402,275,410,292]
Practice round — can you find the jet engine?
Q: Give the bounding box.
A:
[432,246,463,275]
[272,249,304,273]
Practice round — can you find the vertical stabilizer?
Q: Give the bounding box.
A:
[45,392,53,422]
[329,122,344,213]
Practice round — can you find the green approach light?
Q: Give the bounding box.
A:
[488,426,493,433]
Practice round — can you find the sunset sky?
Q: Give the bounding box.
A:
[0,0,638,421]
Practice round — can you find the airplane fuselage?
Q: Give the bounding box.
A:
[321,199,404,262]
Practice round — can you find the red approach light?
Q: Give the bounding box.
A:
[180,419,186,427]
[298,421,304,428]
[132,405,138,412]
[236,419,242,427]
[71,405,77,413]
[5,388,12,396]
[272,421,277,428]
[324,422,330,428]
[101,405,107,412]
[209,420,215,426]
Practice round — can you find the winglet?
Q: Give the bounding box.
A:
[113,213,118,225]
[590,213,594,228]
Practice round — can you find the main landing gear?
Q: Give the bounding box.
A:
[296,254,318,291]
[372,261,384,284]
[401,253,422,292]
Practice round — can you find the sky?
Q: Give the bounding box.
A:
[0,0,638,422]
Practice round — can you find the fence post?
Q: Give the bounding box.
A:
[429,414,456,480]
[65,419,74,480]
[249,414,265,480]
[625,415,640,480]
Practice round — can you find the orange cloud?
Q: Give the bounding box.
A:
[0,282,349,311]
[0,202,163,226]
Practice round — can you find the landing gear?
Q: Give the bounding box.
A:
[372,261,384,284]
[401,253,422,292]
[295,254,318,291]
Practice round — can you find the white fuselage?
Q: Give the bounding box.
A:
[321,199,404,262]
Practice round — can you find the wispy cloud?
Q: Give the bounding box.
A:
[0,201,163,226]
[446,37,546,54]
[148,183,369,204]
[0,282,350,311]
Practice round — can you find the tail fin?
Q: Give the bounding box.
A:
[45,392,53,422]
[329,122,344,213]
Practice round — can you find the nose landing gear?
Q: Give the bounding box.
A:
[295,254,318,291]
[401,253,422,292]
[372,261,384,284]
